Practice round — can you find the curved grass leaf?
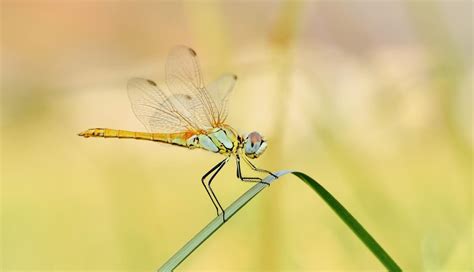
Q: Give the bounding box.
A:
[158,170,401,271]
[292,172,401,271]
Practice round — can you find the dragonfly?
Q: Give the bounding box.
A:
[78,46,276,221]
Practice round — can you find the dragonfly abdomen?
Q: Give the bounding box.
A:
[78,128,190,147]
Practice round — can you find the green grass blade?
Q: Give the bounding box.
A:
[158,170,291,271]
[292,171,401,271]
[158,171,401,271]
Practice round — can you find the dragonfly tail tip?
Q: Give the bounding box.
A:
[77,130,88,137]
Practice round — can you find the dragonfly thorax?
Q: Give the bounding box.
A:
[186,127,240,154]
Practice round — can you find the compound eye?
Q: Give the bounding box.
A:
[255,141,267,157]
[245,132,263,155]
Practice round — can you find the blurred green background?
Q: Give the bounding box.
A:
[1,1,472,271]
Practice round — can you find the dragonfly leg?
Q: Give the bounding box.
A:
[242,155,278,179]
[201,157,228,218]
[236,155,269,186]
[207,157,230,221]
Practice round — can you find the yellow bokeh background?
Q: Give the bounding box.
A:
[2,1,472,271]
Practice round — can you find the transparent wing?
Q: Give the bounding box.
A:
[166,46,236,127]
[127,77,202,133]
[128,46,238,132]
[206,74,237,124]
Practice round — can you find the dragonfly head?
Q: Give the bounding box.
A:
[243,131,267,159]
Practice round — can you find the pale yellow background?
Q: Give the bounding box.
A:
[1,1,472,271]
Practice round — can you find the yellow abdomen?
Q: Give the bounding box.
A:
[78,128,190,147]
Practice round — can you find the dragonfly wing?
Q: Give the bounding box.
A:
[127,77,200,133]
[133,46,237,131]
[206,74,237,124]
[165,46,219,128]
